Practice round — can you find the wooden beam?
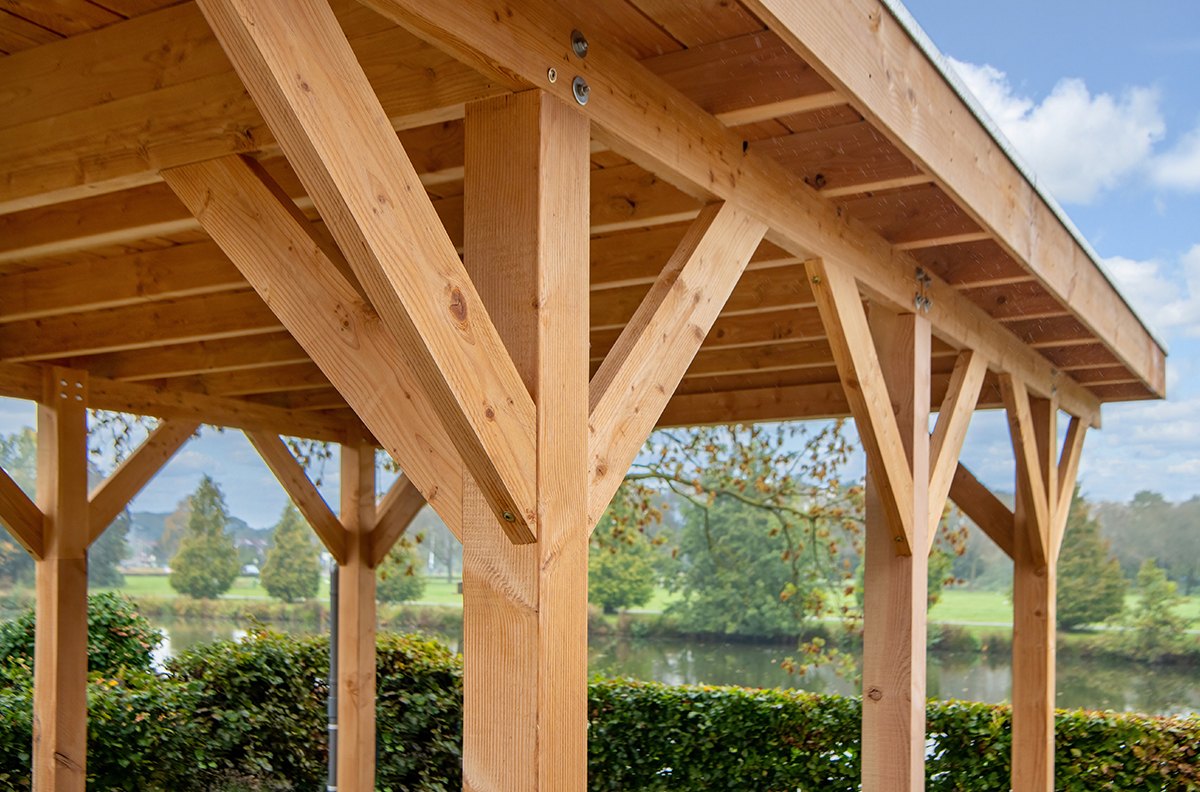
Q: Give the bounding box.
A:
[66,332,310,382]
[0,463,43,559]
[861,306,929,792]
[87,419,199,544]
[747,0,1166,398]
[462,89,590,792]
[0,241,244,323]
[927,349,987,550]
[245,431,346,565]
[368,474,428,568]
[948,463,1014,559]
[1053,417,1087,558]
[0,361,349,444]
[162,155,465,535]
[1000,374,1049,569]
[0,0,507,215]
[34,366,91,791]
[337,430,378,792]
[808,258,914,554]
[197,0,537,542]
[715,91,845,126]
[588,202,766,528]
[359,0,1105,426]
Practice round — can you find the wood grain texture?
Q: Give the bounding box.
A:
[0,458,43,558]
[948,463,1014,559]
[337,433,377,792]
[1000,374,1049,568]
[87,419,198,543]
[861,308,929,792]
[462,90,590,792]
[359,0,1104,427]
[588,202,765,528]
[33,366,91,792]
[197,0,536,540]
[246,431,346,564]
[808,259,914,554]
[927,350,987,549]
[1052,417,1087,558]
[369,474,427,567]
[162,154,465,535]
[0,1,505,215]
[747,0,1165,398]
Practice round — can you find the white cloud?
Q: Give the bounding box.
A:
[948,58,1165,204]
[1152,124,1200,190]
[1101,245,1200,338]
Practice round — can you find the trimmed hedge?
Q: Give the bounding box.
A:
[2,630,1198,791]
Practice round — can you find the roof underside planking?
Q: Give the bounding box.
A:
[0,0,1166,444]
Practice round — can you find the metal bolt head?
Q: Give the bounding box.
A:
[547,67,557,83]
[572,76,589,105]
[571,29,588,58]
[502,511,516,523]
[811,276,822,285]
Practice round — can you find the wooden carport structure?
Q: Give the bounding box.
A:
[0,0,1166,789]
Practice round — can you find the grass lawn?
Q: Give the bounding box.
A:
[91,574,331,600]
[926,589,1199,627]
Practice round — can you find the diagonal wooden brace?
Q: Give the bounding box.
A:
[162,155,465,537]
[368,474,428,568]
[808,258,915,555]
[927,350,988,552]
[195,0,537,541]
[587,202,766,529]
[0,463,43,559]
[88,419,199,545]
[1000,374,1050,569]
[246,430,347,564]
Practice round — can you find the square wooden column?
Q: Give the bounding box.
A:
[34,367,90,792]
[461,90,590,792]
[338,430,377,792]
[862,308,930,792]
[1010,396,1058,792]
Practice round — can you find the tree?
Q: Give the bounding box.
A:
[1120,558,1194,661]
[169,476,240,599]
[153,499,191,566]
[88,511,130,588]
[260,503,320,602]
[1057,487,1126,630]
[589,535,656,614]
[376,539,427,604]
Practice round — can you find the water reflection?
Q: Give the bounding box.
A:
[146,619,1200,717]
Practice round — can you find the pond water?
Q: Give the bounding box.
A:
[145,617,1200,718]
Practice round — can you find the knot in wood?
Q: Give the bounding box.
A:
[867,687,883,701]
[449,288,468,324]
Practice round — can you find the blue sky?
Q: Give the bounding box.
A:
[3,1,1199,526]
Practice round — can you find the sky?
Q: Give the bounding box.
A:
[3,0,1200,527]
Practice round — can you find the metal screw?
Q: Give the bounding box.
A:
[572,76,589,105]
[571,30,588,58]
[547,67,557,83]
[502,511,516,523]
[811,276,822,285]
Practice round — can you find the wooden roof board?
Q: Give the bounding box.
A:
[0,0,1167,441]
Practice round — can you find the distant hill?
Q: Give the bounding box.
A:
[128,511,266,547]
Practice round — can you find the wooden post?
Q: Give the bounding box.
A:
[461,90,590,792]
[1006,390,1058,792]
[862,307,930,792]
[338,430,377,792]
[33,367,90,792]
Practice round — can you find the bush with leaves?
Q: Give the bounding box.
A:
[1119,557,1194,661]
[169,476,241,599]
[260,503,321,603]
[589,523,656,613]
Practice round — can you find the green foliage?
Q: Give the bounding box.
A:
[1057,488,1126,630]
[589,525,656,613]
[88,511,130,588]
[169,476,240,599]
[377,539,428,604]
[259,504,320,603]
[0,592,160,675]
[1120,558,1195,661]
[1,632,1198,791]
[928,548,956,609]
